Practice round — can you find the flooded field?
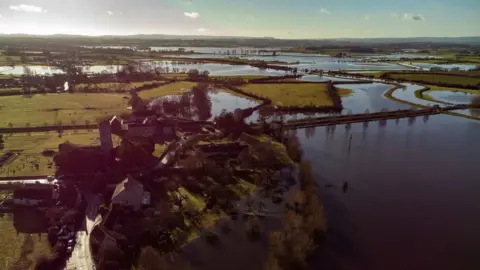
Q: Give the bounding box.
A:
[427,90,477,104]
[410,63,478,71]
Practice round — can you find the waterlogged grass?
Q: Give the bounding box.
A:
[239,83,352,107]
[388,73,480,85]
[422,85,480,94]
[0,214,52,270]
[416,87,479,105]
[0,93,129,128]
[138,81,197,100]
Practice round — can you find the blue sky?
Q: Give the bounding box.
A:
[0,0,479,38]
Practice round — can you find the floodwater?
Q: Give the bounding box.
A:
[427,90,477,105]
[154,61,287,76]
[361,54,442,60]
[0,65,121,75]
[209,91,260,122]
[302,114,480,270]
[150,46,282,54]
[211,81,480,270]
[162,54,410,71]
[389,83,478,118]
[339,83,410,113]
[410,63,478,71]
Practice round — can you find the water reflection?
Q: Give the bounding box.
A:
[300,115,480,270]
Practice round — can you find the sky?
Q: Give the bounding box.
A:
[0,0,479,38]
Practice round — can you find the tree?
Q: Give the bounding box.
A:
[191,84,212,121]
[471,95,480,108]
[98,241,125,269]
[20,54,28,64]
[187,69,200,80]
[6,56,15,67]
[137,246,170,270]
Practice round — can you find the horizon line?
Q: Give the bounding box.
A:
[0,33,479,40]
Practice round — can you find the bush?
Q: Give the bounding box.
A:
[137,246,170,270]
[203,230,220,245]
[246,219,262,241]
[217,218,232,234]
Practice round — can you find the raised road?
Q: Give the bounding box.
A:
[278,104,468,130]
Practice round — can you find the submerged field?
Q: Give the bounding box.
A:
[239,83,352,107]
[387,73,480,85]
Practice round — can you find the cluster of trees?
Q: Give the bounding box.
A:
[263,160,326,270]
[150,83,212,120]
[34,205,85,270]
[187,69,210,81]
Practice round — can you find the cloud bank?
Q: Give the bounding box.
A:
[9,4,45,13]
[184,12,200,18]
[319,8,331,14]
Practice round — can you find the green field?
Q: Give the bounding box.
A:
[0,93,129,128]
[0,88,23,92]
[75,80,165,92]
[138,81,197,100]
[239,83,352,107]
[0,131,122,176]
[387,73,480,86]
[0,214,52,270]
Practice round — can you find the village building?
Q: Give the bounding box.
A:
[111,175,150,211]
[13,184,59,206]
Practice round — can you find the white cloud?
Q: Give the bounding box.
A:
[392,13,399,18]
[9,4,45,13]
[402,13,425,21]
[197,28,207,32]
[319,8,331,14]
[107,11,114,15]
[363,15,371,21]
[184,12,200,18]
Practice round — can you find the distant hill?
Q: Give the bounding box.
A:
[0,34,479,48]
[333,37,480,44]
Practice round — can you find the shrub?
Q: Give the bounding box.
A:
[203,230,220,245]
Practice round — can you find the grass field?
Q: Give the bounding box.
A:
[0,88,23,92]
[239,83,352,107]
[0,214,52,270]
[0,93,129,128]
[211,75,268,81]
[0,131,122,176]
[139,81,197,100]
[387,73,480,85]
